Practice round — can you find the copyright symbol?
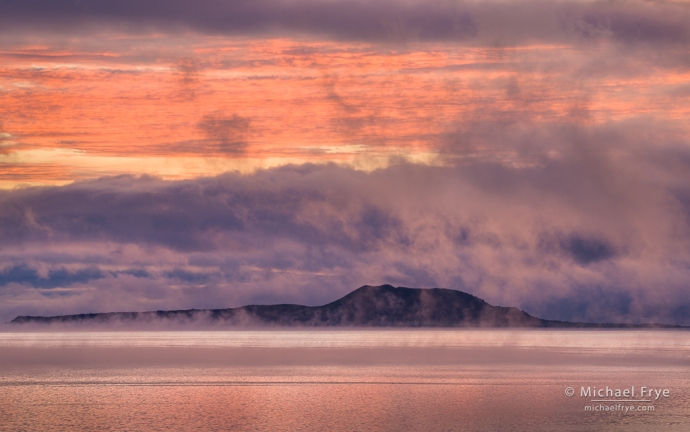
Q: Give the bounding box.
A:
[565,387,575,397]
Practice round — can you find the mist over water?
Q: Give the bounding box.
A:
[1,329,688,431]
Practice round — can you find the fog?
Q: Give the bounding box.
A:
[1,329,688,368]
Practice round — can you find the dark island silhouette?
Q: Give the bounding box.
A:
[8,285,685,328]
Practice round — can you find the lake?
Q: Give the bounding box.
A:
[1,330,688,431]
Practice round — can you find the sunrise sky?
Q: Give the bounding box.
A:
[1,0,689,324]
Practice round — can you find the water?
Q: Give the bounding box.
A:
[1,330,688,431]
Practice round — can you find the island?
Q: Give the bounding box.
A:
[9,285,685,328]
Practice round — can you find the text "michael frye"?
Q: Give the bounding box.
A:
[581,387,670,400]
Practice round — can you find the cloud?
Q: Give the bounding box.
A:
[0,1,688,325]
[197,113,252,155]
[1,115,689,325]
[0,265,105,289]
[174,58,201,101]
[1,20,687,186]
[1,1,688,46]
[559,235,615,266]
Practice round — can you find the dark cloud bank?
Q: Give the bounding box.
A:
[1,119,690,325]
[1,0,689,46]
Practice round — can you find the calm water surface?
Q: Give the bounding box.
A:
[1,330,688,431]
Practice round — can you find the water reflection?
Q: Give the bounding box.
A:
[0,330,688,431]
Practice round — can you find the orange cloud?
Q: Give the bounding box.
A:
[0,36,688,186]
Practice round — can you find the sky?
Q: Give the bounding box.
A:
[1,0,690,324]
